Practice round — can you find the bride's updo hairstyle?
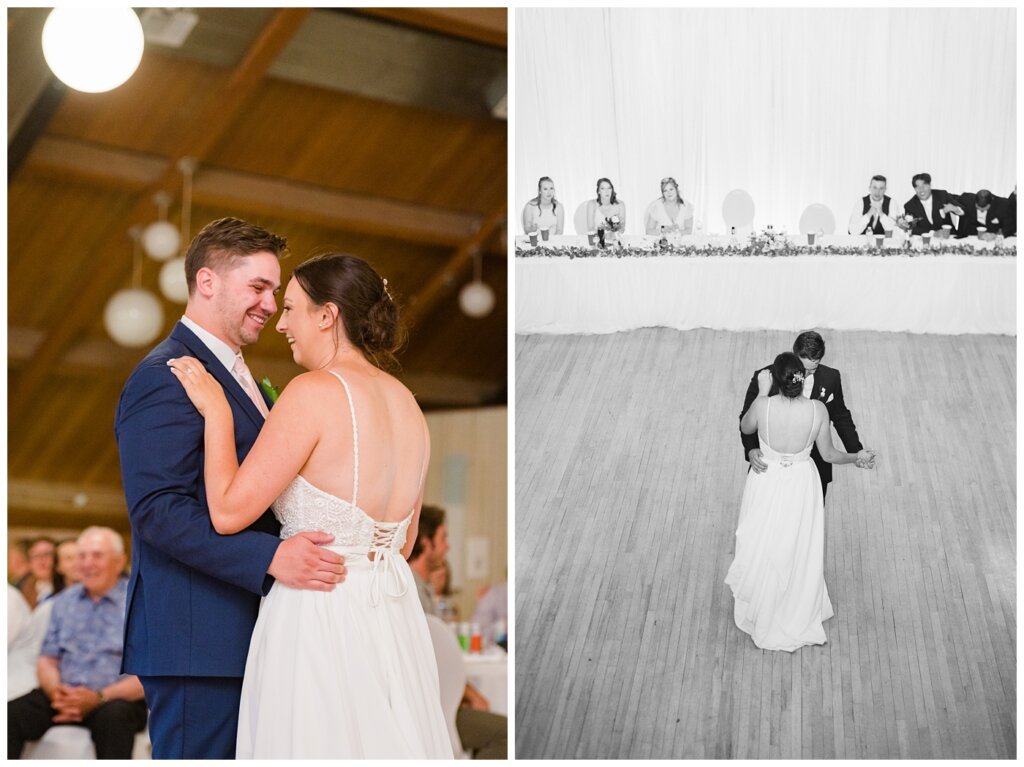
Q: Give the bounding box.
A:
[292,252,406,371]
[772,352,806,398]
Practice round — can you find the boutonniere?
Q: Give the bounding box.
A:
[259,376,280,403]
[820,386,826,399]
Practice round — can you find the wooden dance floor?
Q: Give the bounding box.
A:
[514,329,1015,759]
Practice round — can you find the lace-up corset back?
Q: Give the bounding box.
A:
[272,371,411,552]
[759,397,817,467]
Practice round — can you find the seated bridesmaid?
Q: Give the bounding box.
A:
[644,177,694,235]
[523,176,565,235]
[588,177,627,234]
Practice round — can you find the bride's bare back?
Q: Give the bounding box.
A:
[296,366,428,524]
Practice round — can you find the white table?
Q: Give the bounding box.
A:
[515,249,1016,335]
[463,650,508,716]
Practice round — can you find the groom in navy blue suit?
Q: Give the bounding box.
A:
[115,218,345,759]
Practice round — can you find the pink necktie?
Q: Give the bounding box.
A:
[233,354,269,417]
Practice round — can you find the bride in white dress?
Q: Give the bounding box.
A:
[726,353,873,652]
[168,252,453,758]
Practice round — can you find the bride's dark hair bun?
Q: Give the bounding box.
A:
[292,252,407,370]
[772,352,805,398]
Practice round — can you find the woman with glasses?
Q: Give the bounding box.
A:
[645,177,694,235]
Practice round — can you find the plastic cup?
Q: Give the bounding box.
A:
[883,228,893,238]
[977,226,987,237]
[807,233,816,245]
[922,231,932,246]
[470,623,482,654]
[457,622,470,652]
[874,234,884,248]
[540,227,550,242]
[528,231,538,246]
[587,230,597,246]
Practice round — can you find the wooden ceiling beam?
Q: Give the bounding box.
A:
[9,9,312,430]
[24,136,482,247]
[404,205,507,329]
[353,8,507,48]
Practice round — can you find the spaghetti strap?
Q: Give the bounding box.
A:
[326,370,359,508]
[805,401,818,450]
[764,397,772,447]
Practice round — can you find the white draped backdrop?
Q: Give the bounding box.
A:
[515,8,1017,234]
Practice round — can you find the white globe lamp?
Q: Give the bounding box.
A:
[142,220,181,261]
[104,288,164,347]
[459,281,495,318]
[42,8,145,94]
[159,257,190,303]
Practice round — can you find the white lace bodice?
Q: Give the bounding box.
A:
[273,475,411,551]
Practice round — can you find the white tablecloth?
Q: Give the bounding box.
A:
[463,651,508,716]
[515,254,1016,335]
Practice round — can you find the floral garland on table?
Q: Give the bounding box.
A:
[515,242,1017,259]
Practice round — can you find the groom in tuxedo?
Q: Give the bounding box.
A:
[739,331,866,501]
[115,218,346,759]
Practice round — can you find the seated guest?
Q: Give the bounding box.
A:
[8,586,30,651]
[645,177,694,235]
[8,541,30,586]
[54,539,81,588]
[18,537,58,609]
[904,173,964,235]
[472,581,508,648]
[849,175,904,234]
[589,177,626,235]
[1001,186,1017,237]
[410,507,507,760]
[7,527,147,759]
[523,176,565,235]
[955,189,1009,238]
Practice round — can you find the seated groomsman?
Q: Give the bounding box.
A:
[848,175,904,234]
[955,189,1008,238]
[904,172,964,235]
[1001,186,1017,237]
[7,527,147,759]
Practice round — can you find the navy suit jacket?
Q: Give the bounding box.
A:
[739,363,862,487]
[903,189,962,235]
[115,322,280,678]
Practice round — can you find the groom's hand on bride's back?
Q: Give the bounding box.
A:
[268,531,346,591]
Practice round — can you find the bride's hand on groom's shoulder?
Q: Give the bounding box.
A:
[757,369,772,396]
[167,357,228,418]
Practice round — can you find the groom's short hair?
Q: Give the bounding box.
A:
[184,217,288,295]
[410,505,446,561]
[793,331,825,360]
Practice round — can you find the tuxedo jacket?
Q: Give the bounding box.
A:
[1001,191,1017,237]
[954,192,1009,238]
[739,363,863,486]
[115,322,280,677]
[903,189,962,235]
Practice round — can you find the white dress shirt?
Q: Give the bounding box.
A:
[181,315,241,380]
[802,371,815,400]
[848,197,904,235]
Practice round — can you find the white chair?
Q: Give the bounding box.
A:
[425,614,467,759]
[798,203,837,235]
[23,725,151,759]
[23,726,96,759]
[572,200,593,235]
[722,189,755,230]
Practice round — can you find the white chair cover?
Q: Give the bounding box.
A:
[425,615,468,758]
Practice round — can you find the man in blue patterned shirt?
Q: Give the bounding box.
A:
[7,527,147,759]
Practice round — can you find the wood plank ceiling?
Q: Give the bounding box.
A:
[7,8,508,536]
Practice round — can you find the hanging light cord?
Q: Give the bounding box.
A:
[179,158,195,251]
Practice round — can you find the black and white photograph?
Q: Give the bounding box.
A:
[514,6,1016,759]
[7,7,507,760]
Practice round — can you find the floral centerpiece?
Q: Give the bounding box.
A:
[515,241,1016,259]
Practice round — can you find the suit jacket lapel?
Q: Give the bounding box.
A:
[169,323,266,430]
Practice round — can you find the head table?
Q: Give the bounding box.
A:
[515,233,1016,336]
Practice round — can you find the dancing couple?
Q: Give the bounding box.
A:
[727,331,877,652]
[115,218,452,758]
